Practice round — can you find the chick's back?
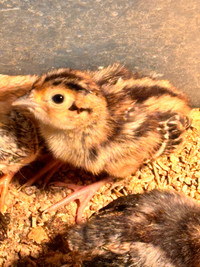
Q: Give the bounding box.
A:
[68,190,200,267]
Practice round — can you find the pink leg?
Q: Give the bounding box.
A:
[44,177,113,223]
[20,159,63,189]
[0,174,14,213]
[42,162,64,188]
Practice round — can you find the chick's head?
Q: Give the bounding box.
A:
[13,70,108,130]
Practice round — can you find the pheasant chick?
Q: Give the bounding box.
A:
[0,74,40,212]
[12,64,191,221]
[68,189,200,267]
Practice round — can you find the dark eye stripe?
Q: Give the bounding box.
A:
[65,82,89,93]
[52,80,62,86]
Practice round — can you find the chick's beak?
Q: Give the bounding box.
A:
[12,92,37,110]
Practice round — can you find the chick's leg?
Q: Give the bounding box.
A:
[20,159,63,189]
[44,178,113,223]
[0,173,14,213]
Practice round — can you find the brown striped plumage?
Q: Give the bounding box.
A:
[13,64,191,221]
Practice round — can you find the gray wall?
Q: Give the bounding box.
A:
[1,0,200,106]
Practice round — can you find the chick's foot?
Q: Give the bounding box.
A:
[44,178,113,223]
[0,174,14,213]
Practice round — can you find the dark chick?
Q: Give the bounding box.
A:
[0,74,40,212]
[68,189,200,267]
[12,64,191,222]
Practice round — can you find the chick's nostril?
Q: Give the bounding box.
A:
[68,102,92,114]
[69,102,79,112]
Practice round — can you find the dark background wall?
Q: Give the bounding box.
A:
[1,0,200,106]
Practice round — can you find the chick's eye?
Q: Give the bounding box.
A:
[52,94,65,104]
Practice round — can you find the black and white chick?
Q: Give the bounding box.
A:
[12,64,191,222]
[68,189,200,267]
